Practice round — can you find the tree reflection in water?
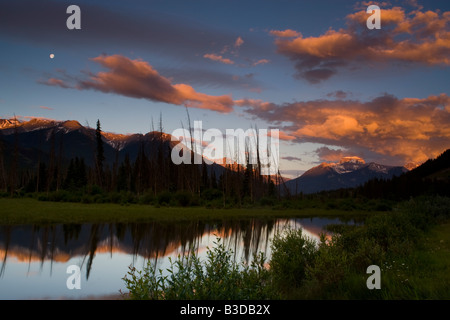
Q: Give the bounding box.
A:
[0,218,341,280]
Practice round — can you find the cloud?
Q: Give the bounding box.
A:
[44,54,234,113]
[315,147,346,162]
[326,90,350,99]
[234,36,244,48]
[159,68,263,93]
[39,78,72,89]
[39,106,54,110]
[272,5,450,83]
[282,156,302,162]
[277,131,297,141]
[237,93,450,164]
[269,29,302,38]
[252,59,270,66]
[203,53,235,65]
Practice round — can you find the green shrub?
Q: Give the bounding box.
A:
[304,234,350,297]
[139,192,154,205]
[175,191,192,207]
[259,197,275,207]
[201,188,223,201]
[157,191,172,205]
[122,238,274,300]
[108,192,122,204]
[270,228,318,291]
[89,185,103,196]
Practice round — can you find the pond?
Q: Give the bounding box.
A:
[0,217,355,299]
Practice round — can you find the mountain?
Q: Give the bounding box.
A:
[0,118,186,166]
[285,156,408,195]
[0,117,281,184]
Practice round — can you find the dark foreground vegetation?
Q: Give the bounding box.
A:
[122,195,450,300]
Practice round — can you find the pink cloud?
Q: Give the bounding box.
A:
[252,59,270,66]
[42,54,234,113]
[39,106,54,110]
[203,53,235,65]
[41,78,72,89]
[234,36,244,47]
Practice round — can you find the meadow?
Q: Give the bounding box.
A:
[0,193,376,225]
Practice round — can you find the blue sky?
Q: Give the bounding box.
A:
[1,0,450,177]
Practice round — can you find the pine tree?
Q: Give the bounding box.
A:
[95,119,105,187]
[0,130,7,192]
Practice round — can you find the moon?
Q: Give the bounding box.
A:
[49,53,55,59]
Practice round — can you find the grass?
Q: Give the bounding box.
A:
[378,221,450,299]
[0,197,373,225]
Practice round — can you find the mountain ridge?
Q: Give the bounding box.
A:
[285,156,408,195]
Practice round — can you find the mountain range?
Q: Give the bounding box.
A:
[0,118,257,185]
[0,118,181,166]
[284,156,408,195]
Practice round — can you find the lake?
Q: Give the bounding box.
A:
[0,217,354,299]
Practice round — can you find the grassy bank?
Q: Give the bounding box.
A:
[0,197,372,225]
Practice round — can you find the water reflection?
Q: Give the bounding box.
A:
[0,217,353,299]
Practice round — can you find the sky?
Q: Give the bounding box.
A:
[1,0,449,178]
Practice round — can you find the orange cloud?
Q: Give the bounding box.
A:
[269,29,302,38]
[252,59,270,66]
[273,6,450,82]
[203,53,235,65]
[44,54,234,113]
[238,93,450,164]
[277,131,296,141]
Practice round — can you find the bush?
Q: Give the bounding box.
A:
[139,192,154,205]
[304,234,350,296]
[175,191,192,207]
[157,191,172,206]
[108,192,122,204]
[89,185,103,196]
[122,238,274,300]
[201,188,222,201]
[270,228,318,291]
[259,197,275,207]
